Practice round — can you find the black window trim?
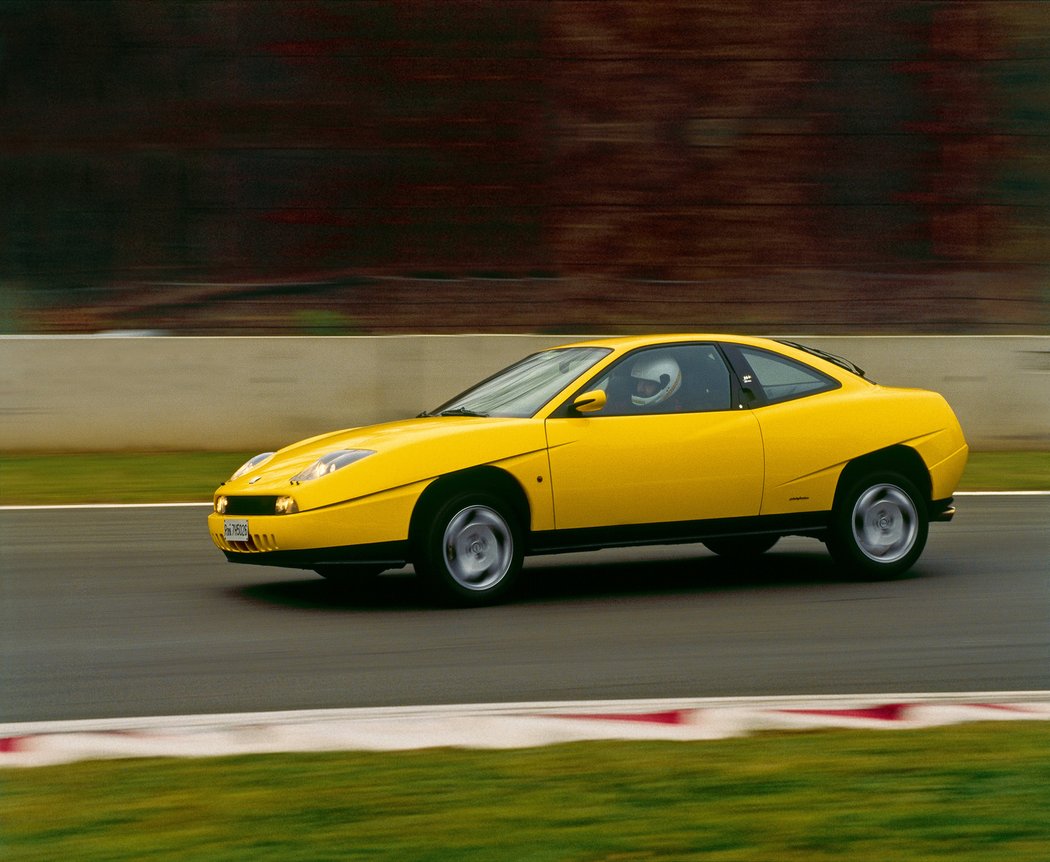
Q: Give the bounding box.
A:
[721,343,841,408]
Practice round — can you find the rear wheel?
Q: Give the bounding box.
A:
[414,491,523,606]
[702,535,779,558]
[828,472,928,579]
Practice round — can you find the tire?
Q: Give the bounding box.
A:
[702,535,779,558]
[414,491,523,606]
[827,472,928,580]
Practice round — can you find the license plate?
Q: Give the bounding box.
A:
[224,519,250,542]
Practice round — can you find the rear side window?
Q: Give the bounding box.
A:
[737,347,838,404]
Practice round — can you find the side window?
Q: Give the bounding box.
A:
[738,347,837,403]
[586,344,733,416]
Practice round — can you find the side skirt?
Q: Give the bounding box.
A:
[528,512,830,556]
[220,514,833,570]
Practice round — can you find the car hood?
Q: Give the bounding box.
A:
[218,416,548,510]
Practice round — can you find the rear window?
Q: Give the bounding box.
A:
[776,340,869,380]
[738,346,838,404]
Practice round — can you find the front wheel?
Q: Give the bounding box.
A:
[827,473,928,580]
[414,492,523,606]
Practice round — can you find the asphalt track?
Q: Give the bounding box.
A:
[1,497,1047,723]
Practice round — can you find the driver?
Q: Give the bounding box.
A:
[630,354,682,409]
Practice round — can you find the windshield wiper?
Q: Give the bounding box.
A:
[438,407,489,417]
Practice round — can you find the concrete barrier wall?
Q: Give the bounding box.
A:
[1,335,1047,451]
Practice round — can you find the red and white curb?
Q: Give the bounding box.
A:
[3,693,1049,768]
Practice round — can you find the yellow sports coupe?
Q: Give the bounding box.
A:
[209,335,968,605]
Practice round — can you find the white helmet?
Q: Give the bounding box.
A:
[630,354,682,406]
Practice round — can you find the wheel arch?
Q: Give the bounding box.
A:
[409,465,532,549]
[834,445,932,514]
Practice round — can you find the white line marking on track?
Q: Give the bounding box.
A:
[0,502,213,511]
[955,491,1050,496]
[2,493,1047,512]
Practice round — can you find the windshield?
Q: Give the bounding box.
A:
[429,347,611,418]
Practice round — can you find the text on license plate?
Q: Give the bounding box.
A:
[224,519,250,542]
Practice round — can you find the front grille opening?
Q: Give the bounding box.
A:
[224,496,279,516]
[213,532,279,553]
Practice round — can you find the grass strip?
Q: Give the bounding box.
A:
[1,451,1048,506]
[954,451,1050,492]
[4,724,1050,861]
[0,452,254,505]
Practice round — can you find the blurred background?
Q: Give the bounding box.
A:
[2,0,1049,336]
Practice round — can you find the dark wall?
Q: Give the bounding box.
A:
[3,1,1048,332]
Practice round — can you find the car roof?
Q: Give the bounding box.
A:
[548,334,870,384]
[551,333,784,352]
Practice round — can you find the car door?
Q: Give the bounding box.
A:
[723,343,847,516]
[543,343,765,532]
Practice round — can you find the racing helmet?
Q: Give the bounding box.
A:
[630,354,682,406]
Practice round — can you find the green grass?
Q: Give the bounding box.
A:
[4,724,1050,861]
[0,451,1047,506]
[0,452,254,505]
[954,451,1050,491]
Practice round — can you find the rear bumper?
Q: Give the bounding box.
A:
[929,497,956,522]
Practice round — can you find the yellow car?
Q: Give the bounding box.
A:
[208,335,968,605]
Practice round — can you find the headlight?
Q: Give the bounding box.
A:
[215,495,229,514]
[275,496,299,515]
[231,452,275,481]
[290,449,375,484]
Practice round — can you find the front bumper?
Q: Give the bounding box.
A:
[208,483,422,566]
[219,540,410,570]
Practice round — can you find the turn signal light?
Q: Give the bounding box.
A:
[275,496,299,515]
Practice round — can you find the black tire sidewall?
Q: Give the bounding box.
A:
[415,491,524,606]
[828,472,928,580]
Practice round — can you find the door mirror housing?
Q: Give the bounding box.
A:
[572,390,607,414]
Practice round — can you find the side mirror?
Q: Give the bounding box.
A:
[572,389,607,414]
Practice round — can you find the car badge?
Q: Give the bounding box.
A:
[248,476,261,484]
